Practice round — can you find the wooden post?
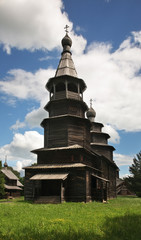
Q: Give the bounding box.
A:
[32,181,35,200]
[66,80,68,98]
[53,83,56,100]
[86,171,91,202]
[60,181,63,203]
[105,182,108,201]
[101,181,104,202]
[78,83,80,99]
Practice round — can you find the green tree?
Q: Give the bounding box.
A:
[128,151,141,197]
[0,161,5,198]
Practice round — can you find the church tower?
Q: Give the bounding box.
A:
[24,28,118,203]
[42,31,91,150]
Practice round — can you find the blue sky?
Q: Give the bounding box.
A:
[0,0,141,177]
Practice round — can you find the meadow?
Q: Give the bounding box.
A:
[0,196,141,240]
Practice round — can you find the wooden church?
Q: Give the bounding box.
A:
[24,29,118,203]
[1,161,23,198]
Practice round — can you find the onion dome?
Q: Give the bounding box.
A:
[4,160,8,168]
[87,107,96,118]
[61,33,72,53]
[87,99,96,122]
[62,33,72,47]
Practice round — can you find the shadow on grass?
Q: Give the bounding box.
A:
[1,214,141,240]
[117,195,137,198]
[103,214,141,240]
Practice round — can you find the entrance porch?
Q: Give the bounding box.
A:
[30,173,68,203]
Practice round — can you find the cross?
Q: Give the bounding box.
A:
[64,24,69,33]
[90,98,93,108]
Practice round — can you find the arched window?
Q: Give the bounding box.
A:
[68,83,78,93]
[56,82,65,92]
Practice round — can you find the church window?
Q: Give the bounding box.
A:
[56,82,65,92]
[68,83,78,93]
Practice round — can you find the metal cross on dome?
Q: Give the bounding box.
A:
[64,24,69,33]
[90,98,96,108]
[90,98,93,108]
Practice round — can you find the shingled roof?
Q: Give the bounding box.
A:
[1,169,18,180]
[55,33,77,78]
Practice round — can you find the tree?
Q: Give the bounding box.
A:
[128,151,141,197]
[0,161,5,198]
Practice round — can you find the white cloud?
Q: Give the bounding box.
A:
[75,25,85,33]
[10,120,26,131]
[1,31,141,133]
[9,107,47,131]
[25,107,47,128]
[0,131,43,162]
[0,0,86,55]
[0,68,54,103]
[14,160,35,176]
[120,173,132,179]
[103,124,120,144]
[114,153,133,166]
[74,31,141,132]
[0,68,52,129]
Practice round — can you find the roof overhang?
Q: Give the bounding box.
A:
[4,184,22,190]
[46,75,87,92]
[92,174,109,182]
[30,173,69,181]
[1,169,18,180]
[24,163,86,170]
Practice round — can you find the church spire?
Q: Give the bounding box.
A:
[55,26,77,78]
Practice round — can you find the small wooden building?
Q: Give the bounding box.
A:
[24,32,118,203]
[116,178,134,196]
[1,161,23,198]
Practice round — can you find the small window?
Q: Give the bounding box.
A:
[68,83,78,93]
[56,82,65,92]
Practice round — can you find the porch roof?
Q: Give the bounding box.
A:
[4,184,22,190]
[92,174,109,182]
[30,173,68,181]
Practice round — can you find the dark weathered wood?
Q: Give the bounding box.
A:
[24,34,118,203]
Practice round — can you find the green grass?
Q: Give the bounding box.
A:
[0,196,141,240]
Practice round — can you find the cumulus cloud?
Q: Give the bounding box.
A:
[1,0,140,173]
[0,131,43,162]
[0,0,86,55]
[10,107,47,131]
[0,131,44,175]
[10,120,26,131]
[1,31,141,133]
[74,31,141,132]
[14,160,34,176]
[103,124,120,144]
[0,68,54,102]
[114,153,133,166]
[25,107,47,128]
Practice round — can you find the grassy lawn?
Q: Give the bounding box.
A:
[0,196,141,240]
